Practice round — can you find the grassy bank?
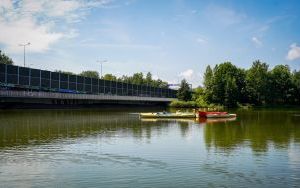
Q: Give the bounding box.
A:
[169,100,224,109]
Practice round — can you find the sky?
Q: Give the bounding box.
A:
[0,0,300,87]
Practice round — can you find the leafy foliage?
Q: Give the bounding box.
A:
[202,61,300,106]
[245,60,269,105]
[103,74,117,81]
[177,79,192,101]
[0,50,14,65]
[118,72,168,88]
[203,62,246,107]
[55,70,75,75]
[80,71,100,79]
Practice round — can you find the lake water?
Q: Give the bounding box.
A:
[0,108,300,187]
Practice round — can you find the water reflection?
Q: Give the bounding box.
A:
[0,110,174,148]
[204,109,300,152]
[1,109,300,153]
[0,109,300,187]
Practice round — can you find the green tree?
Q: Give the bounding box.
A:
[269,65,294,104]
[292,70,300,104]
[208,62,246,106]
[203,65,214,103]
[145,72,152,84]
[55,70,75,75]
[131,72,144,85]
[192,87,209,107]
[177,79,192,101]
[224,76,238,107]
[203,65,213,88]
[0,50,14,65]
[245,60,269,105]
[80,71,99,79]
[103,73,117,81]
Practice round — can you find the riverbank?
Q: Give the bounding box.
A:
[170,100,300,110]
[169,100,224,109]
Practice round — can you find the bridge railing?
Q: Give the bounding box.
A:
[0,90,174,102]
[0,64,177,98]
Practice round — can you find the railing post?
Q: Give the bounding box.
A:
[39,69,41,90]
[17,66,19,85]
[29,68,31,87]
[5,64,7,84]
[67,74,69,90]
[58,72,60,89]
[50,72,52,89]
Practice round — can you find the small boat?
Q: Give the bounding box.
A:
[140,111,196,118]
[198,111,237,118]
[141,118,197,123]
[198,117,237,123]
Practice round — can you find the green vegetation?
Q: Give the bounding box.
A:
[174,60,300,108]
[55,70,76,75]
[80,71,100,79]
[118,72,168,88]
[176,79,192,101]
[55,70,168,88]
[0,50,14,65]
[103,73,117,81]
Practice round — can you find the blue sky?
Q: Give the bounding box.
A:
[0,0,300,86]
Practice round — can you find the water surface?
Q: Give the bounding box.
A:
[0,108,300,187]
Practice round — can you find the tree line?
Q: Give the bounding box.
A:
[2,49,299,105]
[177,60,300,107]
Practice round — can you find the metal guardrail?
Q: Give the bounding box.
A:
[0,90,174,102]
[0,64,177,98]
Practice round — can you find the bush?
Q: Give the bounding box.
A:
[169,100,197,108]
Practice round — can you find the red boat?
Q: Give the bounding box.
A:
[198,111,236,118]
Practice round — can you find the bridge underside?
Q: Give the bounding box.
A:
[0,90,174,109]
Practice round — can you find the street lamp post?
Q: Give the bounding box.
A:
[97,60,108,78]
[19,42,30,67]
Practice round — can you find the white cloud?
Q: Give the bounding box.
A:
[0,0,112,53]
[196,37,207,44]
[204,5,246,26]
[0,0,13,9]
[0,17,63,53]
[252,37,262,47]
[179,69,194,79]
[286,43,300,61]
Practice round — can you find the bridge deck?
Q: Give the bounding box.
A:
[0,90,174,102]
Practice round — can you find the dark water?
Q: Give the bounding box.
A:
[0,108,300,187]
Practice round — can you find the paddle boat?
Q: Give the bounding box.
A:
[140,111,196,118]
[198,111,237,118]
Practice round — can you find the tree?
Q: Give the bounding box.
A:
[269,65,294,104]
[0,50,14,65]
[192,87,208,107]
[145,72,152,84]
[224,76,238,107]
[55,70,75,75]
[208,62,246,106]
[203,65,213,88]
[203,65,214,103]
[102,73,117,81]
[245,60,269,105]
[131,72,144,85]
[292,70,300,104]
[80,71,99,79]
[177,79,192,101]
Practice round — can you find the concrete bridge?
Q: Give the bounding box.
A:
[0,90,175,108]
[0,64,177,108]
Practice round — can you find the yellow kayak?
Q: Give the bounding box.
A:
[140,112,196,118]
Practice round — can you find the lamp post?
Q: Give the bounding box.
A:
[97,60,108,78]
[19,42,30,67]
